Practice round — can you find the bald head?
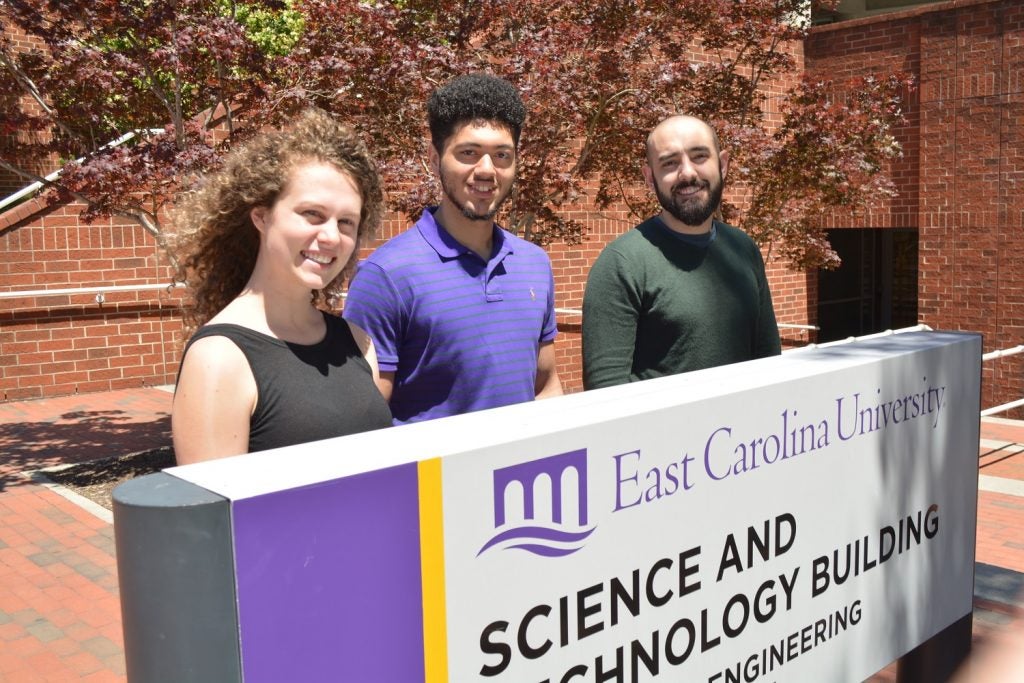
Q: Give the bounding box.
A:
[645,115,722,166]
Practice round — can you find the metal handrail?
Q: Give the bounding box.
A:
[980,346,1024,417]
[795,324,935,349]
[551,306,818,331]
[0,282,184,304]
[0,129,165,214]
[4,281,1022,416]
[982,345,1024,362]
[0,292,818,332]
[981,399,1024,417]
[795,325,1024,419]
[0,282,183,299]
[0,285,918,340]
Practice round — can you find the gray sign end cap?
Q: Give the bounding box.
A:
[113,471,227,508]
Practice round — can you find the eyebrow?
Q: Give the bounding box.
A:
[657,145,712,162]
[295,199,360,214]
[452,142,515,151]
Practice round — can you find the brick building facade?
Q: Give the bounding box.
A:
[8,1,1016,409]
[0,25,47,195]
[0,199,184,400]
[806,0,1023,412]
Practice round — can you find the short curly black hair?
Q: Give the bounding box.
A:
[427,73,526,154]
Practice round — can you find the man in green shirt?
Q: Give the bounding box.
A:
[582,115,781,389]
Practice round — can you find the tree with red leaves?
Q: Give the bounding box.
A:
[255,0,912,268]
[2,0,909,268]
[0,0,284,255]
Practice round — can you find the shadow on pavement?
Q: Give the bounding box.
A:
[0,410,171,491]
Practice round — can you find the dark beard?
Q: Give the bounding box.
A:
[440,172,512,222]
[655,174,723,227]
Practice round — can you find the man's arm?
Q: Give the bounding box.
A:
[534,340,562,398]
[752,247,782,358]
[343,261,404,399]
[346,320,396,401]
[582,247,640,389]
[376,370,395,402]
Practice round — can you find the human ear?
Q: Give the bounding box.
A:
[250,206,268,233]
[641,162,656,192]
[428,144,440,177]
[718,149,730,180]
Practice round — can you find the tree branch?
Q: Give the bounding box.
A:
[573,88,639,176]
[0,48,82,145]
[0,157,172,263]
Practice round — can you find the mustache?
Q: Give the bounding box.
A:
[671,179,709,194]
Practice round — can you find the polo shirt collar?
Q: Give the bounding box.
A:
[416,206,512,261]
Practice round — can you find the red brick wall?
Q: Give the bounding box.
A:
[807,0,1024,412]
[0,25,50,195]
[0,201,184,401]
[11,6,1018,414]
[748,42,817,351]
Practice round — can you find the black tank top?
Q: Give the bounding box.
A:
[182,313,393,453]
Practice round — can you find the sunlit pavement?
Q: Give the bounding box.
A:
[0,389,1020,681]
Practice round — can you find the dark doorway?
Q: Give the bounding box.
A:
[817,228,919,343]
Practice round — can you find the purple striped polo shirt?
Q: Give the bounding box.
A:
[343,208,558,425]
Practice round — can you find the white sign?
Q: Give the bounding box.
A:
[169,331,980,683]
[438,332,979,682]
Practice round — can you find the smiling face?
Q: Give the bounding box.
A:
[643,116,729,233]
[250,160,363,293]
[431,120,516,224]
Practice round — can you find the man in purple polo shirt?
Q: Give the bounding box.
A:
[343,74,562,424]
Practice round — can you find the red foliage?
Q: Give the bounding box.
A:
[268,0,908,264]
[0,0,275,246]
[1,0,908,268]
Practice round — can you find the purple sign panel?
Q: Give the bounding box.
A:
[231,462,424,683]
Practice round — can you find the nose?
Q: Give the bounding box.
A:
[318,219,342,247]
[675,157,698,183]
[474,153,496,177]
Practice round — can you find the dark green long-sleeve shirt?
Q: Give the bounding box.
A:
[582,217,781,389]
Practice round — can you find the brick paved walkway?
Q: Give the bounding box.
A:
[977,418,1024,574]
[0,387,171,682]
[0,389,1021,681]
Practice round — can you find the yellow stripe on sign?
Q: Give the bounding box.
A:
[418,457,449,682]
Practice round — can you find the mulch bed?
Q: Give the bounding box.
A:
[43,446,175,511]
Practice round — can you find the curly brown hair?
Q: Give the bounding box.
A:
[173,108,384,333]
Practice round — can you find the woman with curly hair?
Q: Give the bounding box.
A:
[171,109,392,464]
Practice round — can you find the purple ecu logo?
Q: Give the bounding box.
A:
[478,449,596,558]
